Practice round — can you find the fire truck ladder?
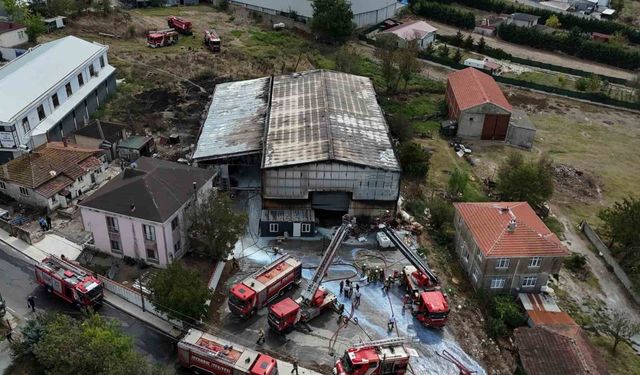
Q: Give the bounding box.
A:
[351,337,406,350]
[47,255,88,277]
[382,226,439,286]
[179,340,237,365]
[436,350,476,375]
[300,222,351,304]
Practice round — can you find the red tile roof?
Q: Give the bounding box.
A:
[528,310,577,327]
[35,175,73,198]
[453,202,569,258]
[447,67,512,112]
[0,22,26,34]
[514,326,610,375]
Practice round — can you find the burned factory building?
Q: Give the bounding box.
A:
[193,70,401,237]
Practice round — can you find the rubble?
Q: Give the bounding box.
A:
[553,164,601,202]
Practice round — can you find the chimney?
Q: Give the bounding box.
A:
[130,203,136,212]
[96,120,105,140]
[62,138,68,147]
[2,164,9,180]
[507,218,517,233]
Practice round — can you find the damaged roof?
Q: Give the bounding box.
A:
[263,70,399,171]
[193,77,270,161]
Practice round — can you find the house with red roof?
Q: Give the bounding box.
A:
[445,67,513,141]
[453,202,569,293]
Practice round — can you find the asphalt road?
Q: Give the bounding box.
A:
[0,242,181,371]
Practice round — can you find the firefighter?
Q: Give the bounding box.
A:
[361,263,367,277]
[402,294,412,311]
[355,283,360,293]
[354,290,361,309]
[256,328,265,344]
[27,295,35,312]
[373,267,380,282]
[291,360,299,375]
[379,268,385,282]
[387,315,395,332]
[339,280,344,295]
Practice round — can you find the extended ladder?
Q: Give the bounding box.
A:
[382,226,439,285]
[46,255,88,277]
[351,337,406,349]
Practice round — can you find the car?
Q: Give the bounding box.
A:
[585,6,594,15]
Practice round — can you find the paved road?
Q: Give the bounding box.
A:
[0,243,181,371]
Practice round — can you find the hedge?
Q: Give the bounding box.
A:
[410,1,475,30]
[420,0,640,44]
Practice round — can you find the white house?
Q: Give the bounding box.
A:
[79,157,217,267]
[380,20,438,50]
[0,22,27,48]
[0,35,116,164]
[0,142,107,210]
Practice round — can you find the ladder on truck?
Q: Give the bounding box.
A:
[46,255,88,277]
[300,221,351,303]
[381,226,439,286]
[351,337,406,349]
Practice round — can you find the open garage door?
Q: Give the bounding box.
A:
[481,114,510,140]
[311,192,350,211]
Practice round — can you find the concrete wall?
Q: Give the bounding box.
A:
[0,27,27,48]
[457,104,511,139]
[262,161,400,202]
[506,125,535,149]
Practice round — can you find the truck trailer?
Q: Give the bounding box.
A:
[167,16,192,35]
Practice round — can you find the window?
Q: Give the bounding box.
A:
[78,73,84,86]
[106,216,119,233]
[171,217,179,230]
[302,223,311,233]
[522,276,537,288]
[18,30,25,39]
[143,224,156,241]
[174,240,181,253]
[529,257,542,268]
[496,258,510,269]
[52,94,60,108]
[65,83,73,97]
[461,242,469,262]
[99,56,105,68]
[490,278,505,289]
[50,196,57,205]
[76,176,83,183]
[37,105,46,121]
[0,181,5,189]
[146,248,158,261]
[269,223,279,233]
[89,64,96,77]
[110,240,122,253]
[472,267,480,283]
[22,117,30,133]
[19,187,29,196]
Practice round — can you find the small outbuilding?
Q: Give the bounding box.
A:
[116,135,155,162]
[446,67,512,140]
[506,109,535,149]
[260,209,316,237]
[380,20,437,49]
[506,13,540,28]
[72,120,127,161]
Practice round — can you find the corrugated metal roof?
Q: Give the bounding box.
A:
[0,36,107,123]
[263,70,399,171]
[454,202,569,257]
[230,0,397,18]
[447,67,512,112]
[519,293,561,313]
[193,77,270,161]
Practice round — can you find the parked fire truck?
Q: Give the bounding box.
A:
[178,328,322,375]
[268,219,351,333]
[228,254,302,318]
[204,29,221,52]
[167,16,192,35]
[35,255,104,308]
[147,29,179,48]
[382,226,450,328]
[334,337,410,375]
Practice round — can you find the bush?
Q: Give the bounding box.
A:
[411,1,475,30]
[486,295,526,338]
[388,113,414,143]
[487,316,507,338]
[564,252,587,272]
[398,142,430,180]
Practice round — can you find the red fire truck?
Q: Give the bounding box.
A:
[147,29,179,48]
[382,227,450,328]
[178,328,322,375]
[35,256,104,308]
[334,337,410,375]
[268,220,351,333]
[167,16,192,35]
[204,29,221,52]
[229,254,302,318]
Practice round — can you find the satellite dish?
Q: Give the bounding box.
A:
[49,170,57,177]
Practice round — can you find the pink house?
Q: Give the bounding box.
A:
[79,157,216,267]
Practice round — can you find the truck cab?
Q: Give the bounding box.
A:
[250,354,278,375]
[415,290,449,328]
[334,345,409,375]
[268,297,300,332]
[229,283,257,317]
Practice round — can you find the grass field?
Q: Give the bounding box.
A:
[589,334,640,375]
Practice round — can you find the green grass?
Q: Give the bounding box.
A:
[381,95,440,119]
[413,120,440,133]
[229,30,243,38]
[131,4,217,17]
[242,28,307,60]
[554,287,594,326]
[543,216,565,238]
[589,334,640,375]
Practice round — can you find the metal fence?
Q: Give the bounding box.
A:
[580,221,640,305]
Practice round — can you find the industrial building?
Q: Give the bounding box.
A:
[194,70,400,236]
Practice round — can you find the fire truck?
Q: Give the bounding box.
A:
[228,254,302,318]
[381,226,450,328]
[178,328,322,375]
[268,219,351,333]
[333,337,410,375]
[204,29,221,52]
[167,16,192,35]
[147,29,179,48]
[35,256,104,308]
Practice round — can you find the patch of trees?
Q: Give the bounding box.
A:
[496,152,554,209]
[426,0,640,44]
[410,1,475,30]
[310,0,355,43]
[376,35,421,93]
[398,142,431,180]
[497,23,640,70]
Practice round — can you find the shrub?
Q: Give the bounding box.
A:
[487,316,507,338]
[411,1,475,30]
[388,114,414,143]
[490,295,526,329]
[398,142,430,180]
[564,252,587,272]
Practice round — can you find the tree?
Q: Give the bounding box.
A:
[398,142,430,180]
[310,0,355,43]
[463,34,474,49]
[334,45,361,74]
[437,43,450,58]
[477,36,486,53]
[447,168,469,199]
[496,152,554,208]
[24,12,46,43]
[376,34,399,93]
[598,197,640,250]
[397,40,420,90]
[602,310,640,353]
[32,314,169,375]
[46,0,76,17]
[610,31,629,48]
[453,30,464,46]
[452,48,462,63]
[388,114,413,143]
[189,191,247,260]
[545,15,562,29]
[148,263,212,322]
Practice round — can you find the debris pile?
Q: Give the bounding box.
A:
[553,164,600,202]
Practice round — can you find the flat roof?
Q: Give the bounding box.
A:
[193,77,270,161]
[0,36,107,123]
[263,70,399,171]
[117,135,151,150]
[381,20,437,40]
[228,0,397,18]
[510,109,536,130]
